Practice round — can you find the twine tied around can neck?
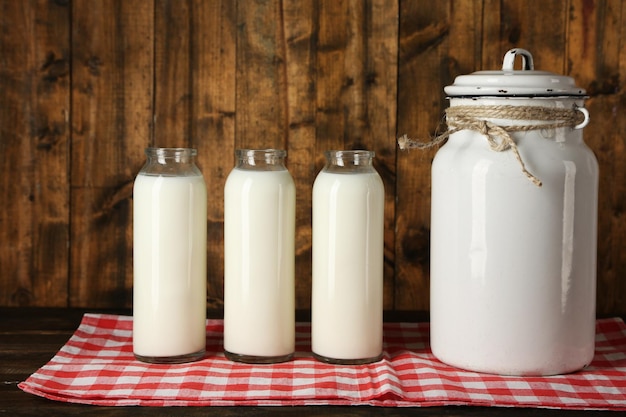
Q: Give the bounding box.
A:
[397,105,586,187]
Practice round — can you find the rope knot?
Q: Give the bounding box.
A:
[398,104,587,187]
[476,119,490,137]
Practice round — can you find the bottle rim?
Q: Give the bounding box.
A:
[145,147,198,158]
[324,149,375,163]
[235,149,287,158]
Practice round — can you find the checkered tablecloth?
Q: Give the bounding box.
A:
[18,314,626,409]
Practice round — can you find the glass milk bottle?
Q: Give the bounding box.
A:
[312,150,385,364]
[430,49,598,375]
[133,148,207,363]
[223,149,296,363]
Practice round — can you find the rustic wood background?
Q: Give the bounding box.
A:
[1,0,624,315]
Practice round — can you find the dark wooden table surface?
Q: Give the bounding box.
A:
[1,307,619,416]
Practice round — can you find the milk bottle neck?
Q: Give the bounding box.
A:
[236,149,287,171]
[142,147,200,176]
[323,150,375,174]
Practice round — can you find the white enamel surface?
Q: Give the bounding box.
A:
[133,174,207,357]
[445,49,585,97]
[223,168,295,357]
[311,171,385,360]
[430,98,598,375]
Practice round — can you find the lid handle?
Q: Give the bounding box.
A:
[502,48,534,71]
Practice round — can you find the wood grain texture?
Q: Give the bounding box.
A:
[154,0,192,148]
[282,0,317,308]
[70,0,153,307]
[235,0,288,150]
[315,0,398,309]
[0,0,625,315]
[396,0,448,310]
[566,0,626,315]
[364,0,398,310]
[190,0,237,308]
[0,0,70,306]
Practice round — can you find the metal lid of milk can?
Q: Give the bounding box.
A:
[444,48,586,97]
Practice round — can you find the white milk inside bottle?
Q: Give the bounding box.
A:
[133,148,207,363]
[312,150,385,364]
[223,149,295,363]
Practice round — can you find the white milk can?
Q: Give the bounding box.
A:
[430,49,598,375]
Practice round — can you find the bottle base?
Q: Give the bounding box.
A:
[224,350,294,364]
[313,352,383,365]
[134,349,205,364]
[432,350,591,376]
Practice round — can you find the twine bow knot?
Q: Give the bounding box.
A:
[398,105,587,187]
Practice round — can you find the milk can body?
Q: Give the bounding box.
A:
[223,149,296,363]
[430,49,598,375]
[312,150,385,364]
[133,147,207,364]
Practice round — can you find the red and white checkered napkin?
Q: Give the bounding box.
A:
[19,314,626,410]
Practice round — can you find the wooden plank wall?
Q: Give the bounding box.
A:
[1,0,625,315]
